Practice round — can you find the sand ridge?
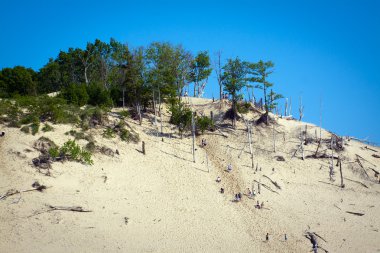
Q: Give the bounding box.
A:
[1,97,379,252]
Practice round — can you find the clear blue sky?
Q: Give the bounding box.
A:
[1,0,379,143]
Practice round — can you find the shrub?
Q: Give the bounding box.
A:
[42,123,54,132]
[118,110,130,119]
[79,106,108,130]
[48,146,60,159]
[169,100,192,136]
[85,141,96,152]
[19,113,39,125]
[237,102,252,114]
[62,83,89,106]
[196,116,214,134]
[20,125,30,133]
[60,139,93,165]
[30,122,40,135]
[66,130,86,140]
[120,128,140,143]
[86,83,112,107]
[102,127,116,139]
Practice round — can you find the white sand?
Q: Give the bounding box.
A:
[1,97,379,252]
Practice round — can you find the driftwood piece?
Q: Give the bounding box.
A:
[355,155,370,178]
[0,185,48,201]
[275,155,285,161]
[47,205,92,212]
[364,146,378,152]
[372,154,380,158]
[263,175,282,190]
[343,177,368,188]
[253,180,280,194]
[357,154,376,167]
[305,232,329,253]
[346,211,364,216]
[370,168,379,176]
[306,153,339,160]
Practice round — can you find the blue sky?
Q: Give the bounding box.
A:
[1,0,379,143]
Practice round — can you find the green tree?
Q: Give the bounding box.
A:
[38,58,61,94]
[146,42,191,100]
[169,99,192,137]
[248,60,275,121]
[0,66,37,97]
[222,58,248,127]
[188,51,212,97]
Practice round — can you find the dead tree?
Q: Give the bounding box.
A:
[191,111,196,163]
[284,98,288,116]
[273,123,276,153]
[142,141,145,155]
[213,50,223,103]
[339,157,344,188]
[299,96,304,121]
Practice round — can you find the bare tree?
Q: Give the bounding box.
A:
[213,50,223,101]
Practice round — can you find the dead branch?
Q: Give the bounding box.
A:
[355,155,370,178]
[346,211,364,216]
[253,180,280,194]
[364,146,378,152]
[356,154,376,167]
[0,185,49,201]
[263,175,282,190]
[343,177,368,188]
[47,205,92,212]
[314,232,328,243]
[370,167,379,176]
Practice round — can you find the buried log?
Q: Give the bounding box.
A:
[263,175,282,190]
[346,211,364,216]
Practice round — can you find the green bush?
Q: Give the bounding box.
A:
[60,139,93,165]
[79,106,108,130]
[169,100,192,136]
[86,83,112,107]
[30,122,40,135]
[62,83,89,106]
[196,115,214,134]
[48,146,60,159]
[120,128,140,143]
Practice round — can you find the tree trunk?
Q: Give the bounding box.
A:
[192,112,196,163]
[339,157,344,188]
[84,66,89,84]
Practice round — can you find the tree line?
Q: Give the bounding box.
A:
[0,38,282,127]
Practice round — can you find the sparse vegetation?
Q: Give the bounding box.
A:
[52,139,94,165]
[102,127,116,139]
[237,101,252,114]
[42,123,54,132]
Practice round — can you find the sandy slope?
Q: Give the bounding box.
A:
[1,97,379,253]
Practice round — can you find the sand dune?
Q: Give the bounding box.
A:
[1,97,379,253]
